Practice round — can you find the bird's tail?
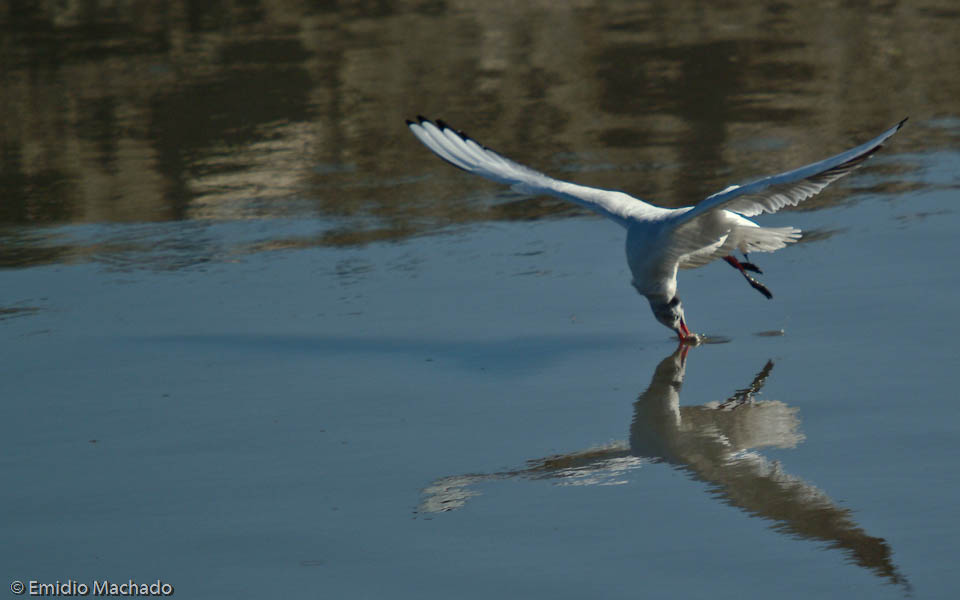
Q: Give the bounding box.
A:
[738,226,801,253]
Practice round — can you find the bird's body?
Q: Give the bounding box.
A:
[407,116,906,340]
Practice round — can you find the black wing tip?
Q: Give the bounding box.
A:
[407,115,433,127]
[896,116,909,130]
[416,116,474,142]
[407,115,494,153]
[408,116,463,138]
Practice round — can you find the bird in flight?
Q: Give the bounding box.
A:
[406,116,906,342]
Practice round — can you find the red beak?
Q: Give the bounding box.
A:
[677,316,691,341]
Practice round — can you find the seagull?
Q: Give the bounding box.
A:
[406,116,907,341]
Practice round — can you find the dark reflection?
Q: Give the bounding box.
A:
[0,0,953,268]
[0,303,42,321]
[0,228,75,268]
[596,39,811,203]
[0,222,225,271]
[419,346,908,589]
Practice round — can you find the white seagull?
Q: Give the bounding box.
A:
[407,116,907,341]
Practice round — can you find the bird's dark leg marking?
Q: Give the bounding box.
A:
[723,255,773,299]
[716,360,775,410]
[737,252,763,274]
[723,255,747,271]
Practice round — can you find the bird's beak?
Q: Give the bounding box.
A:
[676,316,691,341]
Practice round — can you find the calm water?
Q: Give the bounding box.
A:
[2,2,960,598]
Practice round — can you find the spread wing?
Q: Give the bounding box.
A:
[675,118,907,226]
[407,117,662,227]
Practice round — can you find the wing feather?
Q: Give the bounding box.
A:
[676,118,907,225]
[407,117,662,226]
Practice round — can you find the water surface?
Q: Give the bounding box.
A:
[2,2,960,598]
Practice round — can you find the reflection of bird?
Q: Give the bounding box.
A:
[408,117,906,340]
[418,346,908,589]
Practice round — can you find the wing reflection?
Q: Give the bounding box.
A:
[419,345,907,588]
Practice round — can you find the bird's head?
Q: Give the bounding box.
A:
[649,296,691,341]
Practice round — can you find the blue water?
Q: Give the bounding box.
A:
[3,153,958,597]
[3,3,960,597]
